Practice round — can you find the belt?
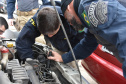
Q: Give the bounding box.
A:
[17,8,39,16]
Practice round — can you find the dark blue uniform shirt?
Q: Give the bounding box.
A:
[62,0,126,78]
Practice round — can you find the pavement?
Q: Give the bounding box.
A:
[0,12,97,84]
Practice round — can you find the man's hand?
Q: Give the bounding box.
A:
[48,51,63,62]
[8,19,14,26]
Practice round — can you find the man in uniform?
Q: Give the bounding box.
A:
[16,2,84,68]
[48,0,126,78]
[7,0,51,46]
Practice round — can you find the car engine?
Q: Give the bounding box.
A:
[0,39,89,84]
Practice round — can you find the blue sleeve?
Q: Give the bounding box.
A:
[16,13,41,60]
[7,0,16,19]
[62,31,98,63]
[42,0,49,5]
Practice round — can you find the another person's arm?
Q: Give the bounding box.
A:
[7,0,16,26]
[48,31,98,63]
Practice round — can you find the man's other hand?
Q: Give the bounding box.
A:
[48,51,63,62]
[8,19,14,26]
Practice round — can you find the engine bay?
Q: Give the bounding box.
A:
[0,39,89,84]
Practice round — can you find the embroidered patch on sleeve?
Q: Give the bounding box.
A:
[88,2,98,27]
[88,1,108,27]
[96,1,107,24]
[81,10,90,27]
[30,18,36,27]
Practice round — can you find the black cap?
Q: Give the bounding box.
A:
[73,0,80,15]
[61,0,72,14]
[61,0,80,15]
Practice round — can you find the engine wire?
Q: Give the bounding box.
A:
[32,45,44,53]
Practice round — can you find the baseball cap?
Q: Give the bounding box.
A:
[61,0,72,14]
[61,0,80,15]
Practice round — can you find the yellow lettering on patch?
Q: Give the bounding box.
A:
[30,18,36,26]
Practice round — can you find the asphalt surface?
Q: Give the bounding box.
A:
[0,13,97,84]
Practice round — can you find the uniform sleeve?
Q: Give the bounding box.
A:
[7,0,16,19]
[16,14,41,60]
[62,31,98,63]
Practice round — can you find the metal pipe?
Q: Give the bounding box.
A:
[50,1,82,84]
[25,66,40,84]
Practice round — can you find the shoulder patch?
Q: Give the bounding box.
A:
[96,1,107,24]
[88,2,98,27]
[81,10,90,27]
[88,1,108,27]
[30,18,36,27]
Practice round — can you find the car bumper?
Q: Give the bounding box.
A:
[81,45,126,84]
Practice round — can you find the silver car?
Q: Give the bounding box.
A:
[0,0,7,13]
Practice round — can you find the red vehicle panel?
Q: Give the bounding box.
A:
[81,45,126,84]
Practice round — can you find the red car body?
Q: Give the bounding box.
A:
[81,45,126,84]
